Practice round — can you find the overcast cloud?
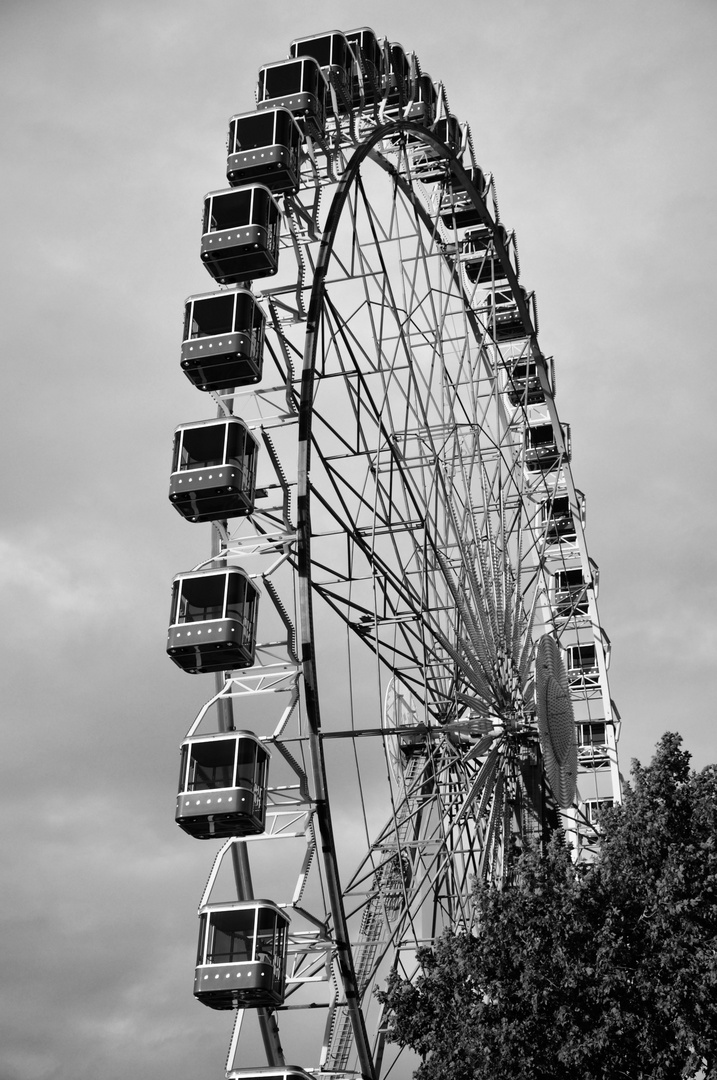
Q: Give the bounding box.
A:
[1,2,716,1078]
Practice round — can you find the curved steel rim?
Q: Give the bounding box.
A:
[293,119,545,1078]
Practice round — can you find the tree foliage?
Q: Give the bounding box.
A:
[377,734,717,1080]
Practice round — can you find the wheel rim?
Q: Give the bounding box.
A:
[293,123,557,1074]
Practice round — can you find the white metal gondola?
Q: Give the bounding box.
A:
[344,27,382,107]
[289,31,354,115]
[176,730,269,838]
[541,490,585,545]
[504,355,552,405]
[169,417,259,523]
[566,643,605,694]
[180,287,265,391]
[200,184,281,285]
[405,71,437,124]
[408,112,461,181]
[227,108,303,194]
[383,40,411,114]
[167,567,259,674]
[439,166,487,225]
[194,900,288,1010]
[525,421,572,472]
[256,56,327,133]
[553,568,590,620]
[483,283,532,340]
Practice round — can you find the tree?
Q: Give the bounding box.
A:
[377,734,717,1080]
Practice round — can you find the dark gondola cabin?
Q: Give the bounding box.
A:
[257,57,326,133]
[461,225,507,284]
[505,356,550,405]
[195,901,289,1009]
[227,108,303,193]
[176,731,269,838]
[345,27,382,106]
[201,184,280,284]
[440,168,487,228]
[432,114,462,154]
[541,493,579,543]
[524,422,571,473]
[382,41,411,112]
[411,114,461,182]
[566,643,599,685]
[227,1069,314,1080]
[485,285,529,341]
[169,417,259,523]
[181,288,265,391]
[405,72,438,125]
[554,568,589,618]
[167,567,259,674]
[289,31,353,113]
[577,721,609,765]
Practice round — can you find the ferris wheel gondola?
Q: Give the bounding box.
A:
[166,26,622,1080]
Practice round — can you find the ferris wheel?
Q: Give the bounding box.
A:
[166,27,622,1080]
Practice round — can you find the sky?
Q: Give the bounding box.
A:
[1,1,716,1078]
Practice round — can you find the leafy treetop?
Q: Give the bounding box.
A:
[377,733,717,1080]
